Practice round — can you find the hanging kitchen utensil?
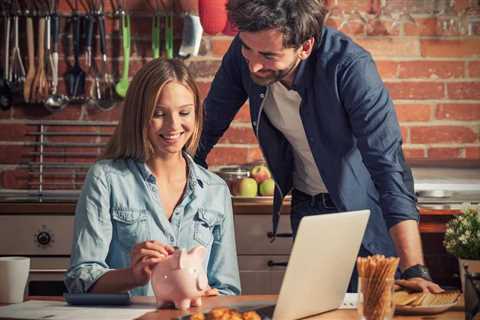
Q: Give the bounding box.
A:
[9,9,26,96]
[31,15,49,103]
[165,13,174,59]
[95,2,116,110]
[64,11,85,99]
[44,1,69,112]
[85,7,98,106]
[23,11,35,103]
[198,0,228,35]
[0,13,12,110]
[178,0,203,59]
[114,12,130,98]
[152,13,161,59]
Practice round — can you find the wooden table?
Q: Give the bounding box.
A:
[0,295,464,320]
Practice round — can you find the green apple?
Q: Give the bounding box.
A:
[250,165,271,183]
[259,178,275,196]
[238,177,258,197]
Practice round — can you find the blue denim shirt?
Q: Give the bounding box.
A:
[195,27,418,257]
[65,154,241,296]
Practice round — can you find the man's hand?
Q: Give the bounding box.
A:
[130,240,176,287]
[204,287,220,296]
[396,278,444,293]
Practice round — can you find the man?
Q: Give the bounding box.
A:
[195,0,442,293]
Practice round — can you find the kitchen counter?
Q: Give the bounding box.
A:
[0,295,465,320]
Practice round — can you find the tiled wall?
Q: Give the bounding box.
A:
[1,0,479,190]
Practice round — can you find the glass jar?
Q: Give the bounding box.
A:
[217,167,250,196]
[357,277,395,320]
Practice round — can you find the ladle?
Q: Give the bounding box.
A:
[45,11,68,112]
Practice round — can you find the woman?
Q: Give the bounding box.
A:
[65,59,241,296]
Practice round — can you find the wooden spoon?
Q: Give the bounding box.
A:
[32,16,49,103]
[23,15,35,103]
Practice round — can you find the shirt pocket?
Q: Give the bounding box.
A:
[111,208,148,251]
[193,209,222,247]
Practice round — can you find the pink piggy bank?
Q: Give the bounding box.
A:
[151,245,209,310]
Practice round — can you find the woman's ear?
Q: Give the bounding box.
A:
[298,37,315,60]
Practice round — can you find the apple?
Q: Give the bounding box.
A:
[250,165,271,184]
[259,178,275,196]
[238,177,258,197]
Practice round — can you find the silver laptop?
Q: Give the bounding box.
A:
[253,210,370,320]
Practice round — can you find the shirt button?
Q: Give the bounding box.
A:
[253,121,257,126]
[170,236,175,242]
[260,93,265,99]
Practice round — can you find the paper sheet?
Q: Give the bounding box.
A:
[0,300,156,320]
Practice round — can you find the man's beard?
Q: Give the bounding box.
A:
[249,57,300,86]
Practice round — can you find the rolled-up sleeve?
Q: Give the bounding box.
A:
[339,54,418,228]
[65,165,113,293]
[207,186,241,295]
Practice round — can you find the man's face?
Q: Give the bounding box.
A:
[239,29,304,86]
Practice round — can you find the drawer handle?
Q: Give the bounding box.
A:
[267,260,288,267]
[267,232,293,238]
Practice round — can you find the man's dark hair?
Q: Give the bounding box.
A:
[226,0,327,48]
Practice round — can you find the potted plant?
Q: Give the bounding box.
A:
[443,204,480,292]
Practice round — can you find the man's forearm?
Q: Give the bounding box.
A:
[389,219,425,271]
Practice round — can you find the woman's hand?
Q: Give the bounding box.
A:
[204,287,220,296]
[130,240,176,287]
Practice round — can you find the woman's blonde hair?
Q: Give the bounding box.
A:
[102,58,203,161]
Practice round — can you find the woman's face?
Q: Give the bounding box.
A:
[148,81,196,157]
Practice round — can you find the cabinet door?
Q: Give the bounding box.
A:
[239,255,289,294]
[235,215,293,255]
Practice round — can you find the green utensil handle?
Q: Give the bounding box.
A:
[152,15,160,59]
[165,15,174,59]
[121,14,131,81]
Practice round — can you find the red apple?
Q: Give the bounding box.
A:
[250,165,271,184]
[259,178,275,196]
[238,178,258,197]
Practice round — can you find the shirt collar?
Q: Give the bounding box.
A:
[133,152,205,190]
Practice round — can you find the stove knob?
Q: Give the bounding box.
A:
[36,231,51,246]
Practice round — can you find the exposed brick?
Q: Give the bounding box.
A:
[233,104,251,122]
[404,17,437,36]
[395,104,431,122]
[398,61,464,79]
[465,147,480,159]
[410,126,477,144]
[12,104,82,121]
[187,61,222,78]
[386,82,444,100]
[421,39,480,57]
[376,61,397,79]
[84,103,124,122]
[468,61,480,78]
[0,169,30,189]
[400,127,408,142]
[436,104,480,121]
[447,82,480,100]
[403,148,426,159]
[335,0,371,12]
[211,38,233,57]
[355,38,420,57]
[206,147,249,166]
[0,124,30,142]
[196,81,211,101]
[0,145,30,164]
[427,148,463,159]
[339,21,366,36]
[219,127,257,144]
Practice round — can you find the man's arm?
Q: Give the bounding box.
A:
[338,54,442,292]
[390,220,443,293]
[194,36,248,167]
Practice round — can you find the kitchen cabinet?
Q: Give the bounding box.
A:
[0,199,465,295]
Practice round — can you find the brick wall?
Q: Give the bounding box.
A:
[1,0,479,191]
